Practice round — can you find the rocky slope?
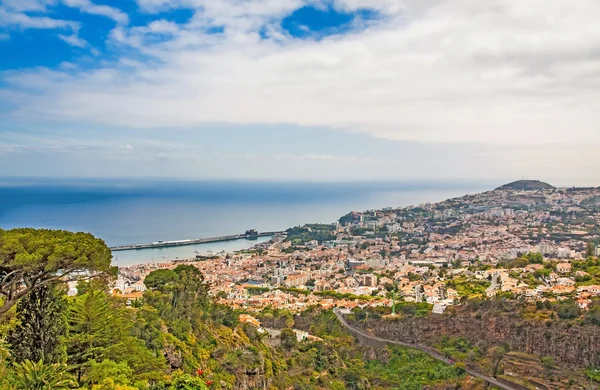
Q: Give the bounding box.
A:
[350,302,599,370]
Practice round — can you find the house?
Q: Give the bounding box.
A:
[556,277,575,287]
[114,291,143,306]
[577,299,592,310]
[578,285,600,295]
[556,263,572,274]
[239,314,261,327]
[446,288,458,300]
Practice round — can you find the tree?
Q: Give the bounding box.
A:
[144,269,180,290]
[523,252,544,264]
[86,360,133,386]
[65,290,129,384]
[65,290,167,385]
[0,228,114,317]
[169,373,209,390]
[557,302,580,319]
[91,378,138,390]
[9,360,75,390]
[8,285,67,364]
[489,346,506,375]
[280,328,298,351]
[161,265,210,332]
[586,242,595,258]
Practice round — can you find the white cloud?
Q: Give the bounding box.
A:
[0,8,78,30]
[2,0,600,148]
[58,33,87,47]
[61,0,129,24]
[0,0,127,39]
[0,0,57,13]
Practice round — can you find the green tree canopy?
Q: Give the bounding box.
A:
[144,269,180,291]
[8,285,67,364]
[0,228,114,317]
[280,328,298,351]
[86,359,133,386]
[65,290,168,386]
[523,252,544,264]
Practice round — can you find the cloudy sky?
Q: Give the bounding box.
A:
[1,0,598,185]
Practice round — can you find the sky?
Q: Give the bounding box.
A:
[0,0,599,186]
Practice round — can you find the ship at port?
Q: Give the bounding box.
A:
[245,229,259,240]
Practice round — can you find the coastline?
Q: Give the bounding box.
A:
[113,235,276,267]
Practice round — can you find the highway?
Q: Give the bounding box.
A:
[110,231,284,251]
[332,308,518,390]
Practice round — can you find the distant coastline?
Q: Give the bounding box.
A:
[0,179,495,266]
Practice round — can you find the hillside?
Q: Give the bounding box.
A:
[496,180,555,191]
[349,300,600,389]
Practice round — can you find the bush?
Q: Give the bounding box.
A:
[541,356,555,370]
[557,302,580,320]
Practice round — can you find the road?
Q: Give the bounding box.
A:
[332,308,518,390]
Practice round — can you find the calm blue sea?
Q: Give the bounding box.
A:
[0,179,493,266]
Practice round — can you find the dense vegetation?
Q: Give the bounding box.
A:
[285,224,336,245]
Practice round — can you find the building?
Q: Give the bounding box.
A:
[446,288,458,300]
[285,272,310,287]
[314,280,332,292]
[360,274,378,287]
[556,263,572,274]
[239,314,261,327]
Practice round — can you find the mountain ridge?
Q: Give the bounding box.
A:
[496,180,555,191]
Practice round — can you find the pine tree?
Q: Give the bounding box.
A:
[65,290,127,384]
[8,285,67,364]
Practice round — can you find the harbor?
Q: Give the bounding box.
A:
[109,230,285,251]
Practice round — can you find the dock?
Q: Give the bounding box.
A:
[109,231,284,251]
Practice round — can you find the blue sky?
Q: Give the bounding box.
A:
[0,0,599,185]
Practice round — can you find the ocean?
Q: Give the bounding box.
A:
[0,179,493,266]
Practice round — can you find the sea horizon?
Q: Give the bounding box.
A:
[2,178,498,266]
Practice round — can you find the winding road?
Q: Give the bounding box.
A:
[332,308,518,390]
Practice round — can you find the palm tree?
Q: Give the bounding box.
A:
[10,359,75,390]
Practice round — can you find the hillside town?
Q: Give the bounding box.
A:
[114,184,600,315]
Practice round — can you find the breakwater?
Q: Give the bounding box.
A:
[110,231,283,251]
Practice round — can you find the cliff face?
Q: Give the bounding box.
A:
[351,308,600,369]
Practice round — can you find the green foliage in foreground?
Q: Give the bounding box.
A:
[8,285,67,364]
[10,359,76,390]
[0,228,114,317]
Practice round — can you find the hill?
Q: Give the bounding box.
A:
[496,180,555,191]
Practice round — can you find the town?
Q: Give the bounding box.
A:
[114,183,600,316]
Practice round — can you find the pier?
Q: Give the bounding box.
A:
[110,231,284,251]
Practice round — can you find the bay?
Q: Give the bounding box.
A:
[0,179,493,266]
